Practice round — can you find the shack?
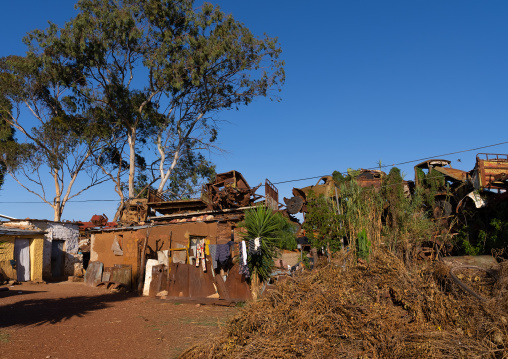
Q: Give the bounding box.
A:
[89,211,251,301]
[0,226,46,282]
[2,220,81,280]
[88,171,282,302]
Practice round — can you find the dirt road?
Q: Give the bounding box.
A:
[0,281,237,359]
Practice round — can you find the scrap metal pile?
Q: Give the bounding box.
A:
[180,250,508,359]
[201,170,262,210]
[118,170,275,225]
[284,153,508,219]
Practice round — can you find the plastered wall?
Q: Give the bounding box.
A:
[0,235,44,282]
[30,221,80,278]
[90,221,237,285]
[0,237,16,280]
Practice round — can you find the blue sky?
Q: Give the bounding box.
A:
[1,1,508,221]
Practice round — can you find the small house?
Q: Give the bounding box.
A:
[89,211,251,301]
[2,219,81,280]
[0,226,46,282]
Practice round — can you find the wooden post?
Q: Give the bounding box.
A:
[167,231,172,291]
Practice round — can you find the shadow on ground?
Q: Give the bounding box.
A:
[0,292,132,328]
[0,290,47,298]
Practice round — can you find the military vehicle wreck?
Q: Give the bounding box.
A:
[118,170,278,225]
[283,169,388,215]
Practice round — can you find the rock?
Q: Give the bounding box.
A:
[156,290,168,297]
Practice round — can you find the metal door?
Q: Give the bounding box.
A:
[51,240,65,278]
[14,239,31,281]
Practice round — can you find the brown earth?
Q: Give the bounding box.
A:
[0,281,237,359]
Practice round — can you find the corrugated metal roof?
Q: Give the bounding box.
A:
[0,227,46,236]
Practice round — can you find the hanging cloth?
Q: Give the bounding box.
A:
[239,241,250,278]
[208,244,217,270]
[248,237,262,255]
[241,241,247,266]
[196,239,206,272]
[216,244,231,267]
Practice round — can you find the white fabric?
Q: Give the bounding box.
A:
[142,259,159,296]
[254,237,260,251]
[241,241,247,265]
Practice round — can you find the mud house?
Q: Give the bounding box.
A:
[0,226,46,282]
[86,171,282,301]
[89,212,251,301]
[1,219,81,280]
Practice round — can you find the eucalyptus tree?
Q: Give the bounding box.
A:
[29,0,284,216]
[0,98,17,190]
[0,54,106,221]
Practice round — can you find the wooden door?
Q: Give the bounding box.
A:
[14,239,31,282]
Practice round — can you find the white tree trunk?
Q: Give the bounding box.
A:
[128,127,136,199]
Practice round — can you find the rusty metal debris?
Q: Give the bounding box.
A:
[265,178,280,211]
[202,170,262,210]
[79,214,117,231]
[417,237,453,260]
[414,159,469,219]
[119,198,150,225]
[414,154,508,223]
[284,170,389,215]
[117,170,276,225]
[472,153,508,191]
[284,175,336,214]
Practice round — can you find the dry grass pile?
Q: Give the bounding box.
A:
[180,251,508,358]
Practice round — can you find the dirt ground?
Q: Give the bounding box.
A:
[0,281,237,359]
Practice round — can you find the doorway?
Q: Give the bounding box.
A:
[51,240,65,278]
[14,239,31,282]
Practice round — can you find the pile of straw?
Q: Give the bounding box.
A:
[180,251,507,358]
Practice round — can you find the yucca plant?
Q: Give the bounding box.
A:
[239,205,297,285]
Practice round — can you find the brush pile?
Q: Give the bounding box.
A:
[180,251,508,358]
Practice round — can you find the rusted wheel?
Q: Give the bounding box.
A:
[433,200,452,218]
[285,196,304,214]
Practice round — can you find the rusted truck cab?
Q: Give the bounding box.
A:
[414,159,469,218]
[284,176,337,214]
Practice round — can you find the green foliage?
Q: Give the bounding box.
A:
[416,167,448,210]
[304,167,436,258]
[0,53,101,220]
[357,229,371,260]
[163,152,215,200]
[239,206,297,283]
[302,192,343,252]
[273,213,298,251]
[455,200,508,256]
[25,0,285,205]
[461,237,483,256]
[339,178,384,250]
[380,167,436,252]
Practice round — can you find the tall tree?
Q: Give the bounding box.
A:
[0,98,17,191]
[0,55,106,221]
[29,0,284,217]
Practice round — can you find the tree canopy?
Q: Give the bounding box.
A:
[23,0,284,219]
[0,53,106,221]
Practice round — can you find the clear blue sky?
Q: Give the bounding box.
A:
[1,1,508,221]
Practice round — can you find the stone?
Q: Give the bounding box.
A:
[156,290,168,297]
